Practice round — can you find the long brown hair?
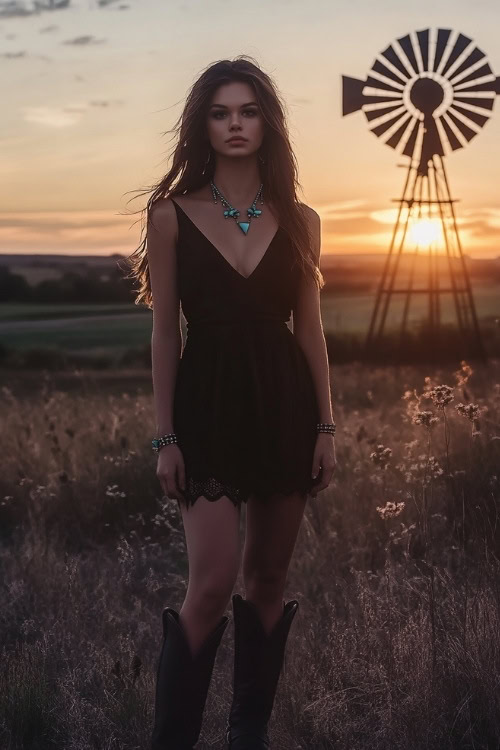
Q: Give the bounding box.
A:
[122,55,324,309]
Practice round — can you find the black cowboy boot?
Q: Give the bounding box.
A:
[151,606,229,749]
[226,593,299,749]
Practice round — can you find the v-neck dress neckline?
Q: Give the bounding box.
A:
[171,198,281,281]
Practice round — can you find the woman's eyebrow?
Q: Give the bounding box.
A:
[209,101,259,109]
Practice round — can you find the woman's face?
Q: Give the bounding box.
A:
[206,80,265,159]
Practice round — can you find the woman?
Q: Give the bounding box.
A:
[126,56,336,750]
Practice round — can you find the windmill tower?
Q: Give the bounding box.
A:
[342,28,499,360]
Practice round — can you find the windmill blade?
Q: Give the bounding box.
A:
[455,79,499,93]
[402,119,420,158]
[370,110,408,137]
[365,103,404,121]
[397,34,420,74]
[449,47,487,82]
[441,33,473,77]
[386,113,413,149]
[372,58,408,85]
[381,44,412,79]
[416,29,430,71]
[439,115,464,151]
[453,62,493,87]
[365,75,404,94]
[433,28,452,72]
[446,109,478,141]
[453,95,495,111]
[449,103,490,128]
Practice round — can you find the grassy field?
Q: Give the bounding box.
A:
[1,359,500,749]
[0,283,498,357]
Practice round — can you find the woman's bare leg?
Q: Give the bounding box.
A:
[178,495,241,656]
[242,491,307,634]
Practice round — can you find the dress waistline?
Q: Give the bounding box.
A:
[186,316,290,330]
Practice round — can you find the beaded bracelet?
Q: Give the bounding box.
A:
[317,422,336,436]
[152,433,178,453]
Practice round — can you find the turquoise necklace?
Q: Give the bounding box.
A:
[210,180,264,235]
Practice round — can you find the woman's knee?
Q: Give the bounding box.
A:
[243,567,287,603]
[186,571,236,616]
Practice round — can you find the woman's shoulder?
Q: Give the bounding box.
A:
[298,201,320,224]
[168,186,209,210]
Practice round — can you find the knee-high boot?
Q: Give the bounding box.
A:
[151,606,229,749]
[226,593,299,749]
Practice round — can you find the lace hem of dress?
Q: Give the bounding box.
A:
[181,476,250,508]
[179,475,315,508]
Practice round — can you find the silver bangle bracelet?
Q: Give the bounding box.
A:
[152,433,178,452]
[317,422,336,436]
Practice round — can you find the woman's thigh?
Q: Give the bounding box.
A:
[179,495,242,593]
[242,491,307,588]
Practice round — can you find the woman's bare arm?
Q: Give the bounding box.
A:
[147,197,182,436]
[292,206,334,425]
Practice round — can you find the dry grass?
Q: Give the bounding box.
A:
[1,359,500,749]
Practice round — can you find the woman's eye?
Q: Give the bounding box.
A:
[211,109,258,119]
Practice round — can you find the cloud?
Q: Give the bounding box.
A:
[62,34,106,45]
[20,98,123,128]
[316,199,368,220]
[0,0,130,19]
[22,105,83,127]
[0,210,138,254]
[0,0,71,19]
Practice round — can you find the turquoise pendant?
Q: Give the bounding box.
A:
[210,181,264,236]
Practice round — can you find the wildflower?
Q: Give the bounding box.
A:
[369,444,392,469]
[428,384,454,407]
[455,402,480,422]
[403,439,419,457]
[376,500,405,519]
[428,455,443,478]
[402,388,418,401]
[454,361,473,387]
[412,410,439,428]
[106,484,126,498]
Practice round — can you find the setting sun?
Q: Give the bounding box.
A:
[407,218,444,250]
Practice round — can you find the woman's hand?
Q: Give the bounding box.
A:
[156,443,186,501]
[310,433,337,497]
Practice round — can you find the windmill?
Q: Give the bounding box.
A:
[342,28,499,360]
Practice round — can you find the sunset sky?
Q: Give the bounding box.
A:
[1,0,499,259]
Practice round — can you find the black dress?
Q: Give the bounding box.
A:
[171,198,320,508]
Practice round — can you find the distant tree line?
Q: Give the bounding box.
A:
[0,264,137,304]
